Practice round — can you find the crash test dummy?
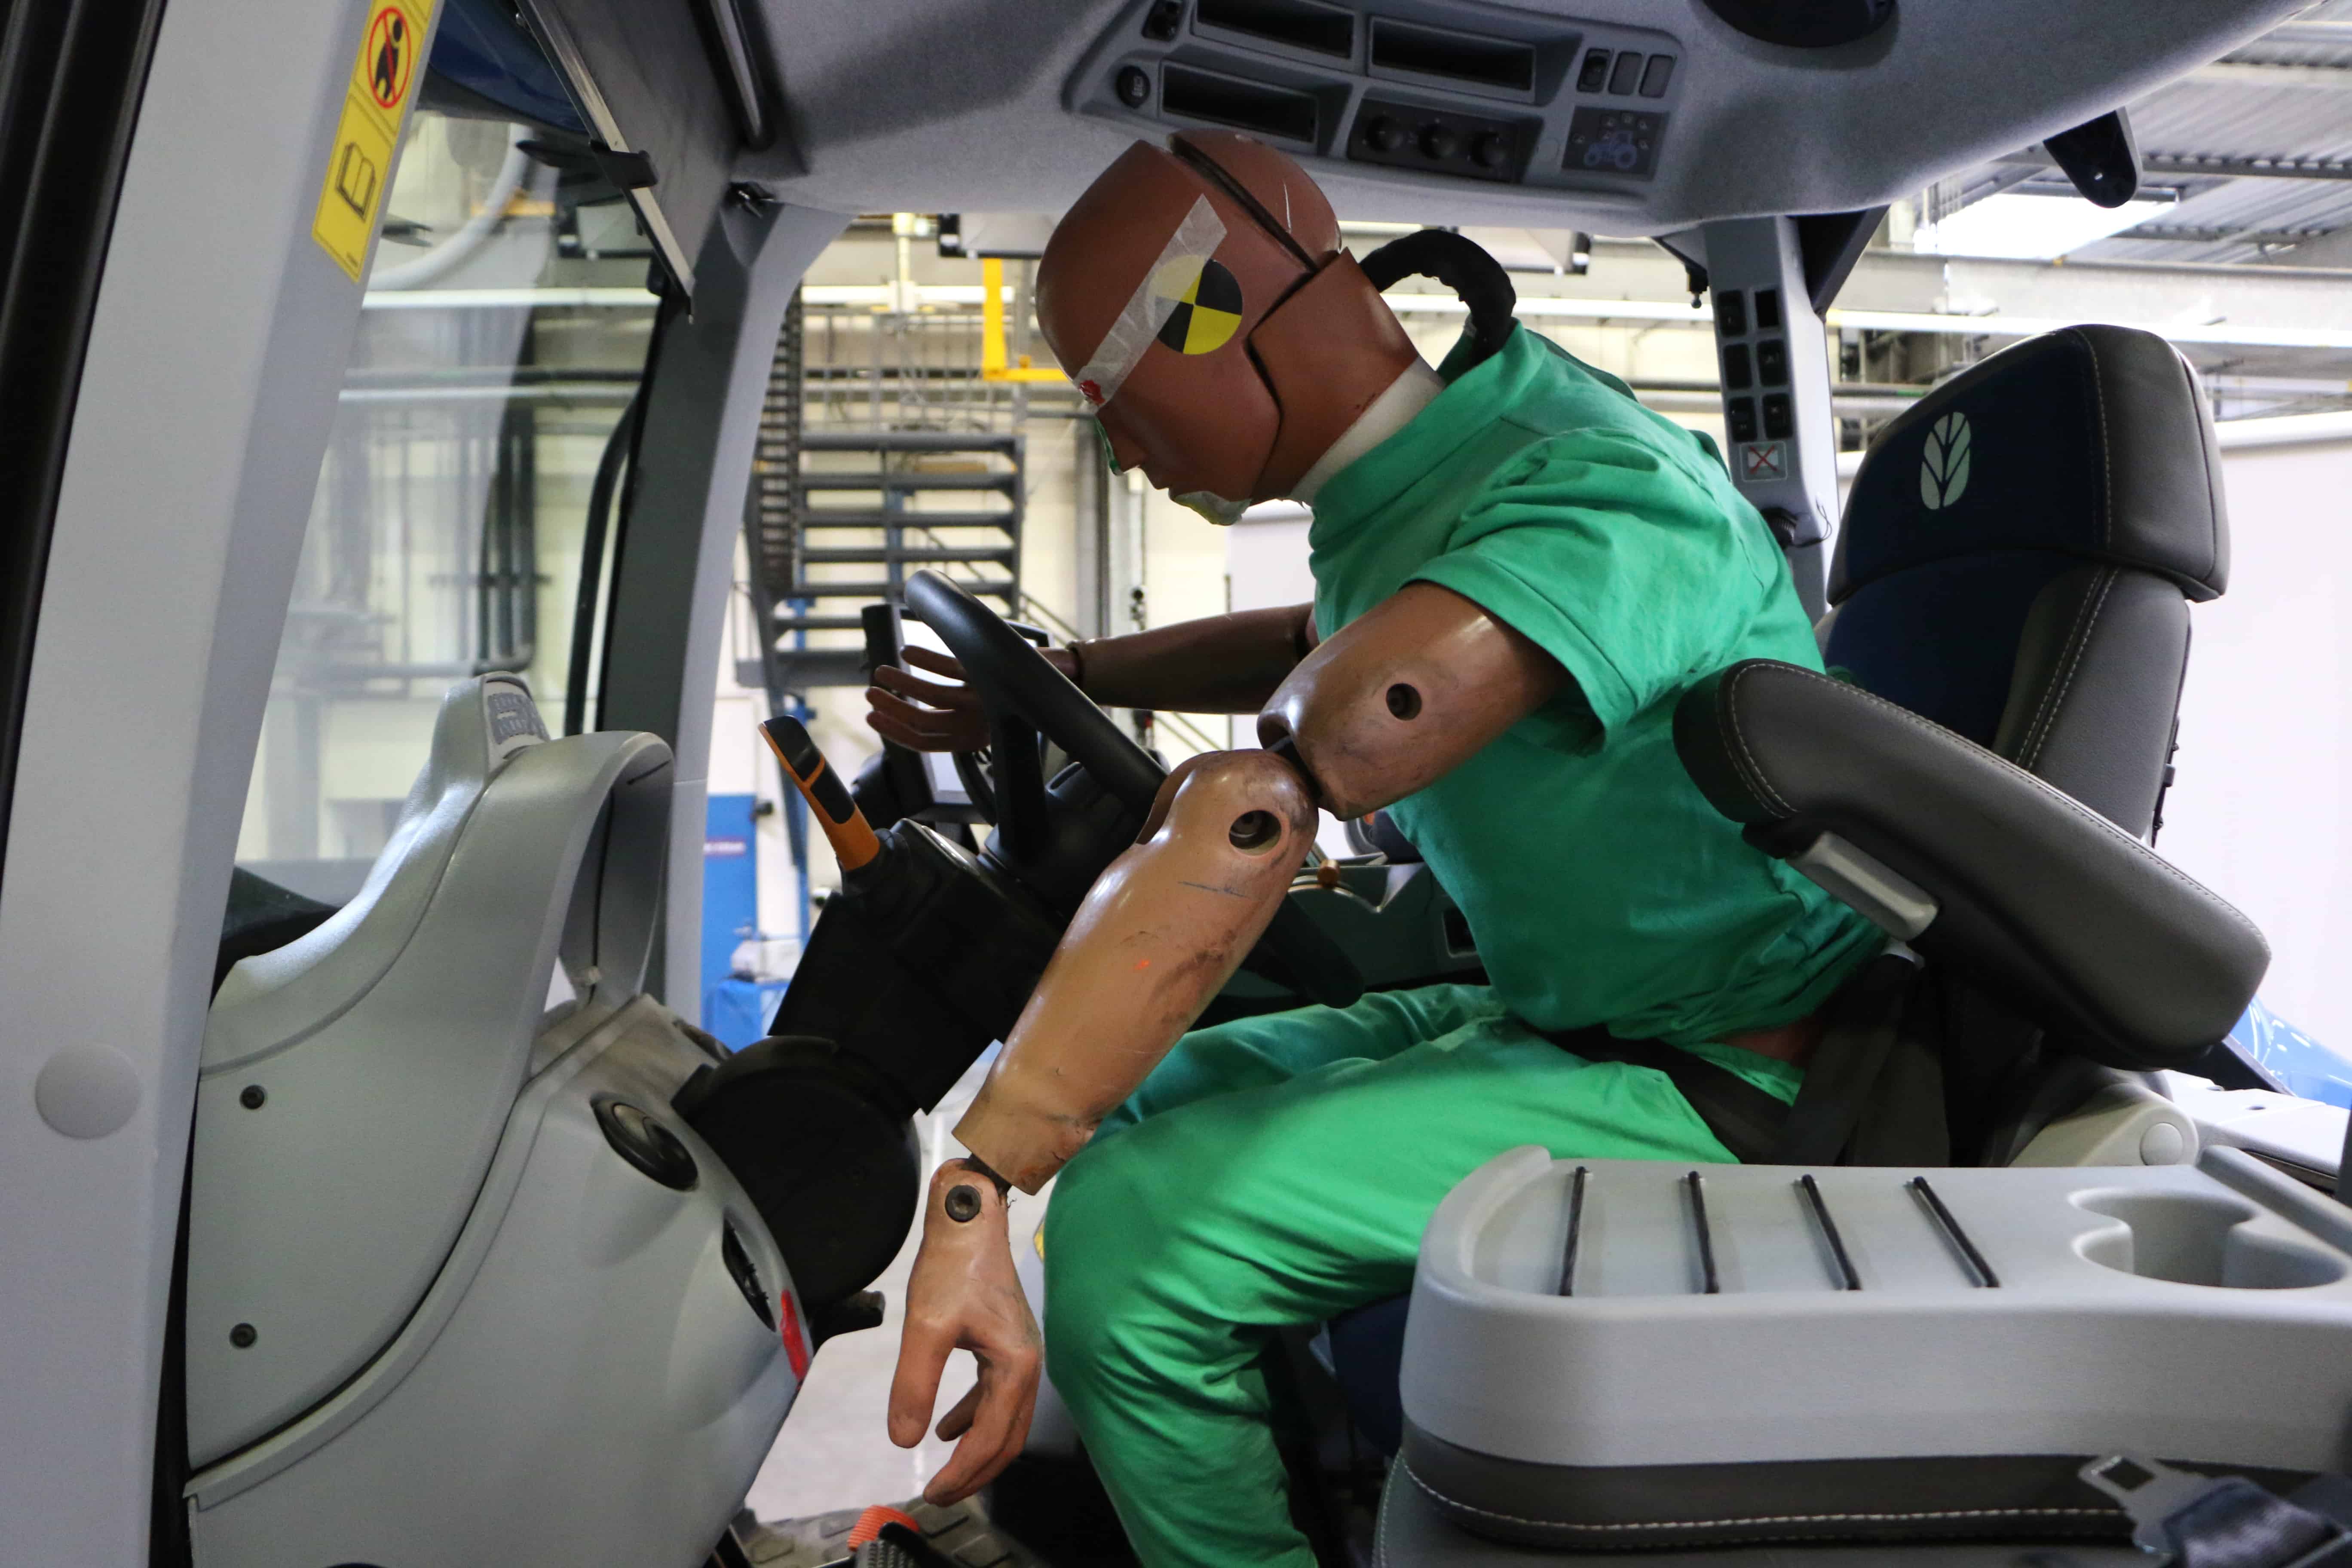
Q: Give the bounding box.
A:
[866,129,1883,1567]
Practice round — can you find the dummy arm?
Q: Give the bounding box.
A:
[953,582,1564,1189]
[1070,602,1319,713]
[868,604,1317,752]
[891,584,1560,1504]
[953,747,1321,1188]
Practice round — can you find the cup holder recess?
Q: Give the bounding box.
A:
[2072,1190,2346,1290]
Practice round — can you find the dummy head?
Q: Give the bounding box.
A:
[1035,131,1419,522]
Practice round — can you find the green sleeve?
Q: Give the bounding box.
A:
[1409,428,1779,741]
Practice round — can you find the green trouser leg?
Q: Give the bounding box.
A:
[1041,983,1791,1568]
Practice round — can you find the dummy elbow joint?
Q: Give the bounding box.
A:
[1255,584,1564,821]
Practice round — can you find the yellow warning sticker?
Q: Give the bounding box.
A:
[313,0,435,282]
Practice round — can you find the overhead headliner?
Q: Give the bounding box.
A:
[742,0,2304,232]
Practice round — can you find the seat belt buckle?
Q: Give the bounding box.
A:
[2083,1453,2352,1568]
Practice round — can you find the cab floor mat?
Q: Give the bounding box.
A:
[742,1495,1051,1568]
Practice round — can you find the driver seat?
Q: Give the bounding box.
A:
[1359,331,2273,1558]
[1325,324,2262,1465]
[1821,322,2225,842]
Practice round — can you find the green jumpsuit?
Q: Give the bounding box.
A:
[1041,325,1880,1567]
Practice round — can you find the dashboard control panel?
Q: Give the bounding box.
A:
[1067,0,1687,195]
[1350,96,1534,182]
[1715,285,1796,446]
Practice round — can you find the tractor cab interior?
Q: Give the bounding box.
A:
[7,0,2352,1566]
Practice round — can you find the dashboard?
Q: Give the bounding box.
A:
[1068,0,1685,206]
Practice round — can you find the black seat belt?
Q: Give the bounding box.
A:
[1546,951,1941,1167]
[1545,1028,1790,1163]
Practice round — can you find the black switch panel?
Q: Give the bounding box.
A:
[1755,288,1783,330]
[1755,337,1787,386]
[1715,288,1747,338]
[1563,107,1665,180]
[1727,397,1759,443]
[1351,98,1530,183]
[1608,52,1644,94]
[1639,54,1675,97]
[1761,392,1793,441]
[1722,344,1752,390]
[1577,49,1611,92]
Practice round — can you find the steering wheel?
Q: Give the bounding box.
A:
[902,569,1364,1011]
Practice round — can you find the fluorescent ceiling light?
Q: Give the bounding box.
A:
[1916,192,2173,260]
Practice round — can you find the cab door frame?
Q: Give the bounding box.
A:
[0,0,839,1553]
[0,1,400,1559]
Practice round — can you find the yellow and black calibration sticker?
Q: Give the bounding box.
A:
[1150,255,1243,356]
[313,0,436,282]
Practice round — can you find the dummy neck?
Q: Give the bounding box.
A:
[1289,359,1445,505]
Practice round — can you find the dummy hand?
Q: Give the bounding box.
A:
[887,1159,1042,1504]
[865,645,1079,753]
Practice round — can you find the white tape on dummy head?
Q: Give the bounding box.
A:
[1071,196,1227,410]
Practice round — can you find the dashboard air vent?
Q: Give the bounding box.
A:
[1161,64,1321,145]
[1369,18,1535,94]
[1195,0,1356,59]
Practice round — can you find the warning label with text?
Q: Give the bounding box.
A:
[313,0,435,282]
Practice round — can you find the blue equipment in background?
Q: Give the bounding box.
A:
[701,793,785,1047]
[2230,996,2352,1108]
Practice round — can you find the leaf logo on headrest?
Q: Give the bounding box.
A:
[1920,411,1972,511]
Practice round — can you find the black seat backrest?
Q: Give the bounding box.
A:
[1823,325,2229,836]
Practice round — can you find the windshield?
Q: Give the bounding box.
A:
[234,105,658,899]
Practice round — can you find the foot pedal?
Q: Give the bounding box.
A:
[846,1506,922,1550]
[750,1494,1050,1568]
[854,1520,959,1567]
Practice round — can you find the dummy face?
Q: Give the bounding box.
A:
[1095,401,1231,505]
[1038,139,1329,520]
[1093,402,1256,526]
[1042,132,1397,521]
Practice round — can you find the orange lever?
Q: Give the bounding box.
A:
[760,716,882,873]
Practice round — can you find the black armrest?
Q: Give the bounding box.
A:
[1673,661,2268,1069]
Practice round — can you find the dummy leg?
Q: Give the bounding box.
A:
[1042,1004,1792,1568]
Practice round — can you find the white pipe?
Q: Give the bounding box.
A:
[2214,410,2352,450]
[361,286,656,310]
[369,126,536,291]
[796,281,2352,354]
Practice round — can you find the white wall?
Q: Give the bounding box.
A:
[2159,437,2352,1050]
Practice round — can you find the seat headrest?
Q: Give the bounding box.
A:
[1831,325,2228,605]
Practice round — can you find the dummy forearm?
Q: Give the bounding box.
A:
[952,750,1317,1191]
[1069,604,1317,714]
[1259,582,1565,819]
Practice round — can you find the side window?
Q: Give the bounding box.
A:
[235,99,658,899]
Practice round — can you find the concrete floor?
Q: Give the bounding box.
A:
[747,1051,1055,1525]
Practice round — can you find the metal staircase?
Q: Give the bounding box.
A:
[744,291,1026,693]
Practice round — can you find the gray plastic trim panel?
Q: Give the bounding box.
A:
[1403,1149,2352,1474]
[185,996,659,1506]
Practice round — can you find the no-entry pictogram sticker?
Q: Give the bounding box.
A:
[1740,441,1787,481]
[365,5,419,110]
